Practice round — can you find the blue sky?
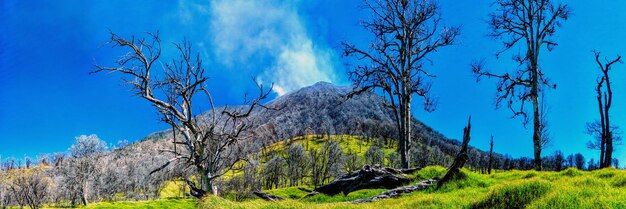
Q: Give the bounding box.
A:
[1,0,626,165]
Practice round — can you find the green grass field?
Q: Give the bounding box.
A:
[44,199,197,209]
[200,166,626,209]
[32,161,626,209]
[31,135,626,208]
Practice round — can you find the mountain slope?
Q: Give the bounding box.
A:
[142,81,503,170]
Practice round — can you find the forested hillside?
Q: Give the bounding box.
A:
[0,82,591,208]
[5,0,626,208]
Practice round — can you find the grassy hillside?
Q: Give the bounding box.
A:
[28,135,626,209]
[202,166,626,209]
[264,135,396,158]
[44,199,197,209]
[37,180,196,209]
[222,134,396,179]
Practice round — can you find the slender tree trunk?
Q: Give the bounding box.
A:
[398,94,411,169]
[81,189,88,206]
[488,135,493,174]
[398,99,407,169]
[532,65,543,171]
[198,167,214,195]
[598,90,606,167]
[403,95,412,169]
[600,135,606,167]
[600,93,613,168]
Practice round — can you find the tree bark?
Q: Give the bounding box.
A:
[600,92,613,168]
[185,179,207,198]
[352,178,437,203]
[81,182,88,206]
[598,89,606,167]
[404,94,412,169]
[306,165,418,196]
[488,135,493,174]
[532,64,543,171]
[437,117,472,188]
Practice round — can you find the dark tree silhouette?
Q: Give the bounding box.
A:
[342,0,460,169]
[472,0,570,170]
[574,153,585,170]
[488,135,494,174]
[586,51,622,168]
[553,150,564,171]
[92,31,272,197]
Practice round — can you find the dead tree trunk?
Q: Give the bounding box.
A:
[437,116,472,189]
[588,51,622,168]
[488,135,493,174]
[185,179,207,199]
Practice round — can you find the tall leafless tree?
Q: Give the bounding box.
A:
[342,0,460,169]
[472,0,570,170]
[586,51,622,168]
[93,31,271,196]
[60,134,107,206]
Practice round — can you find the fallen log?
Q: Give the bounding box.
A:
[352,116,473,203]
[253,191,285,201]
[306,165,419,196]
[352,178,438,203]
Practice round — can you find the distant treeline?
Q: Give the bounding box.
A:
[0,133,616,208]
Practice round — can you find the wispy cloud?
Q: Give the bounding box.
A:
[209,0,341,96]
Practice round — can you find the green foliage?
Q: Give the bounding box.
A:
[199,167,626,209]
[45,199,197,209]
[300,189,386,203]
[413,166,446,180]
[560,167,584,177]
[264,187,309,199]
[524,171,538,179]
[159,180,188,199]
[611,176,626,187]
[470,180,551,209]
[432,169,493,193]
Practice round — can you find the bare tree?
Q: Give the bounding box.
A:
[309,149,324,188]
[262,156,286,189]
[553,150,564,171]
[0,166,9,209]
[284,143,309,187]
[5,167,50,209]
[93,31,271,196]
[342,0,459,169]
[574,153,585,170]
[364,145,385,166]
[586,121,621,167]
[322,140,345,183]
[565,154,574,168]
[586,51,622,168]
[587,158,598,171]
[472,0,570,170]
[63,134,107,206]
